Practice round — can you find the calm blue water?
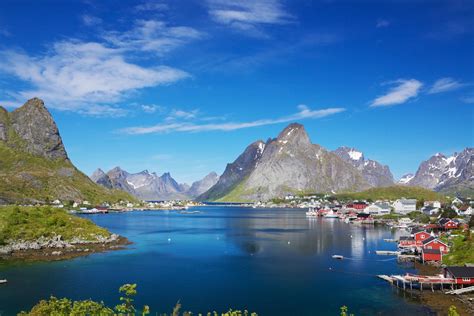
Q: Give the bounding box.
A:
[0,207,433,315]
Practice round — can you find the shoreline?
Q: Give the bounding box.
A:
[0,235,131,262]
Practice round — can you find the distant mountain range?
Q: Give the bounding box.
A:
[0,98,134,204]
[198,123,376,202]
[91,168,219,201]
[398,149,473,196]
[2,98,471,204]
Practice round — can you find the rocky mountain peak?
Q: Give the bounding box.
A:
[8,98,68,160]
[333,146,393,187]
[90,168,106,180]
[276,123,311,147]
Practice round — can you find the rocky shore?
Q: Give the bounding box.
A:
[0,234,130,261]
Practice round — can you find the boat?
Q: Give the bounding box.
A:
[305,208,318,217]
[0,279,7,284]
[332,255,344,260]
[324,210,339,218]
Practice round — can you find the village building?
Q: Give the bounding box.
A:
[421,205,439,216]
[424,201,442,208]
[421,236,449,254]
[392,199,417,214]
[421,248,443,262]
[443,266,474,285]
[438,218,459,230]
[364,202,391,215]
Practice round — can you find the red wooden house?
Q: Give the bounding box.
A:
[353,202,368,210]
[422,237,449,254]
[443,266,474,285]
[439,218,459,230]
[398,236,416,248]
[421,248,442,262]
[413,231,432,246]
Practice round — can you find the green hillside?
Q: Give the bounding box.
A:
[336,185,448,202]
[0,142,133,204]
[0,206,111,245]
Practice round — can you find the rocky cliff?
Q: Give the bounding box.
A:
[0,98,134,204]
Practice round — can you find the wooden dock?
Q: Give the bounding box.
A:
[375,250,400,255]
[446,286,474,295]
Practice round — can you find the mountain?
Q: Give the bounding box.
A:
[197,140,266,201]
[402,149,473,196]
[333,146,394,187]
[0,98,134,204]
[398,173,414,185]
[91,168,219,200]
[198,123,369,202]
[187,172,219,197]
[435,148,474,196]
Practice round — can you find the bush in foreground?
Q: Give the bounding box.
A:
[19,284,257,316]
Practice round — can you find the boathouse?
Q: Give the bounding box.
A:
[421,248,442,262]
[444,266,474,285]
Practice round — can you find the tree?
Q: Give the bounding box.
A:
[440,208,458,219]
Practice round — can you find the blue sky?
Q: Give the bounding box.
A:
[0,0,473,184]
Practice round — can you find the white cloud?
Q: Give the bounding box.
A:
[207,0,293,36]
[0,19,203,116]
[120,105,345,135]
[141,104,164,113]
[103,20,203,55]
[81,14,102,26]
[370,79,423,107]
[166,109,199,121]
[428,77,465,94]
[376,19,390,28]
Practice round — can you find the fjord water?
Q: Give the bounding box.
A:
[0,207,431,315]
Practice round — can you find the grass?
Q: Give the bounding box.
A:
[336,185,447,202]
[442,232,474,266]
[0,142,134,205]
[0,205,111,245]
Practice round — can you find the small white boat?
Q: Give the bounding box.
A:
[0,279,7,284]
[306,208,318,217]
[332,255,344,260]
[324,210,339,218]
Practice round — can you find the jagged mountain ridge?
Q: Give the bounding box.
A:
[199,123,370,202]
[0,98,134,204]
[399,148,473,196]
[91,168,219,201]
[332,146,394,187]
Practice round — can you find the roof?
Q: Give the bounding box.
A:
[413,230,429,236]
[439,218,458,225]
[446,266,474,278]
[374,202,391,209]
[399,236,414,241]
[397,199,417,205]
[422,236,436,244]
[422,248,441,254]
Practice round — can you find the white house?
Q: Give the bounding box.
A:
[424,201,442,208]
[452,197,464,205]
[393,199,417,214]
[365,203,391,215]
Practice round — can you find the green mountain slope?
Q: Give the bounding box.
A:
[336,185,447,202]
[0,98,135,205]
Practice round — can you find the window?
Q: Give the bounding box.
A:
[462,278,471,282]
